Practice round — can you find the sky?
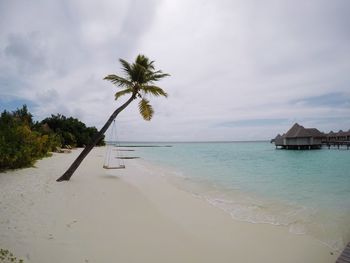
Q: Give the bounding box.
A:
[0,0,349,141]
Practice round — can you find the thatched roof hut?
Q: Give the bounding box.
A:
[273,123,323,149]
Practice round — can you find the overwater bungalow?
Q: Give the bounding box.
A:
[326,129,350,142]
[273,123,324,150]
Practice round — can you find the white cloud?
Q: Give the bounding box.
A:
[0,0,349,141]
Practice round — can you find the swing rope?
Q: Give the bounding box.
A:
[103,120,125,169]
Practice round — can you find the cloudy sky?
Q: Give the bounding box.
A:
[0,0,349,141]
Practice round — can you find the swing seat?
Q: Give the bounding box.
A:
[103,165,125,169]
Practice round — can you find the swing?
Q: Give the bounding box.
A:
[103,120,125,169]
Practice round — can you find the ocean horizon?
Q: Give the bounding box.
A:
[116,141,350,251]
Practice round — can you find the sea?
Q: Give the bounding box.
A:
[120,141,350,251]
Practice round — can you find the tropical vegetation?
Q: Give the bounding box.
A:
[0,248,24,263]
[41,114,105,147]
[0,105,104,172]
[57,54,169,181]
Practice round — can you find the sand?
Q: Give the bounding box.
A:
[0,147,338,263]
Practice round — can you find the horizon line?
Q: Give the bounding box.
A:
[107,140,270,143]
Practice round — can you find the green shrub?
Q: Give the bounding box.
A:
[0,105,104,172]
[0,248,24,263]
[0,106,59,171]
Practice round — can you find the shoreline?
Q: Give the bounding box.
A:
[127,156,348,254]
[0,147,338,262]
[128,156,346,252]
[134,142,350,252]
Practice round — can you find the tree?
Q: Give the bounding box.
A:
[40,114,105,147]
[13,104,33,126]
[56,54,169,181]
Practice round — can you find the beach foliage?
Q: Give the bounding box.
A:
[40,114,105,147]
[0,248,24,263]
[0,106,56,171]
[0,105,104,172]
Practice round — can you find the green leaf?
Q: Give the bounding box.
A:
[119,59,133,76]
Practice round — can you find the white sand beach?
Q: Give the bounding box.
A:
[0,147,338,263]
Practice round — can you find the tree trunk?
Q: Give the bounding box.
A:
[56,93,136,182]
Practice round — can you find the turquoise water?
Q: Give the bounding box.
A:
[122,141,350,251]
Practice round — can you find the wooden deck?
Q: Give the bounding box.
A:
[324,141,350,150]
[336,242,350,263]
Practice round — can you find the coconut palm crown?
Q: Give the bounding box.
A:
[104,54,169,121]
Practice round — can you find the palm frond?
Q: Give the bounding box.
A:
[119,59,133,76]
[146,72,170,82]
[142,85,168,97]
[132,64,146,83]
[138,98,154,121]
[104,74,132,87]
[115,88,133,100]
[136,54,150,67]
[148,60,155,70]
[152,73,171,79]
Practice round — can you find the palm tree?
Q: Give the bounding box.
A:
[56,54,169,182]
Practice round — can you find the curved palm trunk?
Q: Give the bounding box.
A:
[56,93,136,182]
